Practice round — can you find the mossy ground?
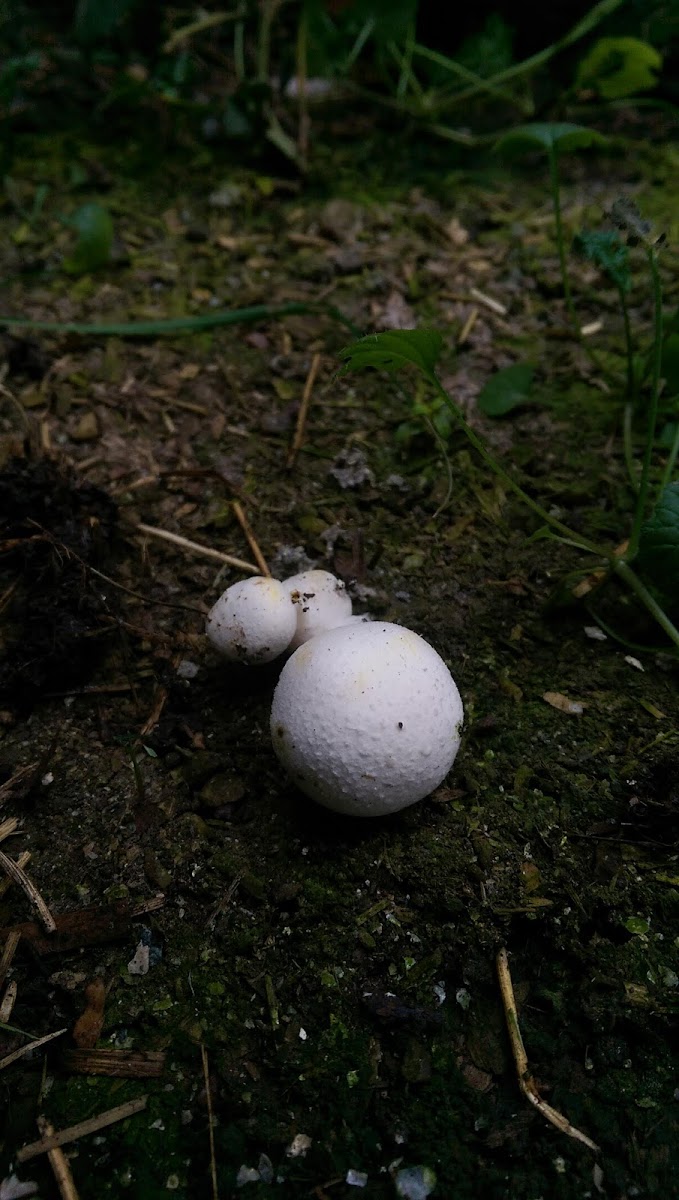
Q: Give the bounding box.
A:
[0,115,678,1199]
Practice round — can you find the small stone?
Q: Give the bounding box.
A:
[199,773,246,810]
[319,198,363,241]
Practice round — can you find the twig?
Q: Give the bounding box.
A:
[201,1045,219,1200]
[496,948,599,1152]
[24,522,207,616]
[0,1027,67,1072]
[0,851,31,900]
[0,850,56,933]
[17,1097,148,1163]
[231,501,270,576]
[37,1117,80,1200]
[469,287,507,316]
[287,351,321,469]
[135,522,259,574]
[0,763,38,803]
[0,930,21,989]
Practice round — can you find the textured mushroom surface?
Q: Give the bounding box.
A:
[270,621,464,816]
[206,576,297,664]
[282,569,352,650]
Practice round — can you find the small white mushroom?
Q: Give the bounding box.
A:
[270,621,464,817]
[206,576,297,664]
[282,569,352,650]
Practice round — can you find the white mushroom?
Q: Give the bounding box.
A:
[270,621,463,817]
[282,569,352,650]
[206,576,297,664]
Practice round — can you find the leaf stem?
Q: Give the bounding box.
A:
[548,149,578,330]
[660,420,679,491]
[629,246,663,555]
[613,559,679,652]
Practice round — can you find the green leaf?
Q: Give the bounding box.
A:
[338,329,443,379]
[495,122,606,158]
[573,229,630,293]
[637,483,679,595]
[477,364,534,417]
[63,203,114,275]
[661,333,679,397]
[623,915,650,936]
[575,37,662,99]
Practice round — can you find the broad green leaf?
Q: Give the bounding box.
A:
[63,203,114,274]
[477,364,534,417]
[661,334,679,396]
[575,37,662,99]
[573,229,630,293]
[637,483,679,595]
[495,122,606,158]
[338,329,443,379]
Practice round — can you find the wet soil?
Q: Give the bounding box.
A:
[0,123,678,1199]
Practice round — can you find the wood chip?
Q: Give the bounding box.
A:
[0,980,17,1021]
[60,1048,166,1078]
[469,287,507,315]
[0,850,56,933]
[17,1096,148,1163]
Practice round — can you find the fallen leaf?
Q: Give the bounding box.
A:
[72,978,106,1049]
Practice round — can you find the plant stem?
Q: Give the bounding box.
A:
[613,559,679,652]
[430,376,608,558]
[660,420,679,490]
[548,149,578,331]
[622,402,639,494]
[619,288,635,402]
[629,246,663,555]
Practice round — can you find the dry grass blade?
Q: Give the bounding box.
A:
[0,817,19,843]
[286,350,322,469]
[231,501,270,576]
[0,850,56,933]
[0,851,31,901]
[201,1044,219,1200]
[0,1027,67,1071]
[0,930,21,990]
[135,522,259,574]
[36,1117,80,1200]
[17,1096,148,1163]
[0,763,38,803]
[496,948,599,1153]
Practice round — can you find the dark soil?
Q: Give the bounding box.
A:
[0,121,678,1200]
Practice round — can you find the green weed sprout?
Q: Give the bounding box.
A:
[495,123,605,330]
[338,327,679,654]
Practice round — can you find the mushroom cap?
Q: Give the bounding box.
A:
[270,621,464,817]
[282,569,352,650]
[206,576,297,664]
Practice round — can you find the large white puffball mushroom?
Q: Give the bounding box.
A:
[270,621,464,817]
[282,569,352,651]
[206,576,297,665]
